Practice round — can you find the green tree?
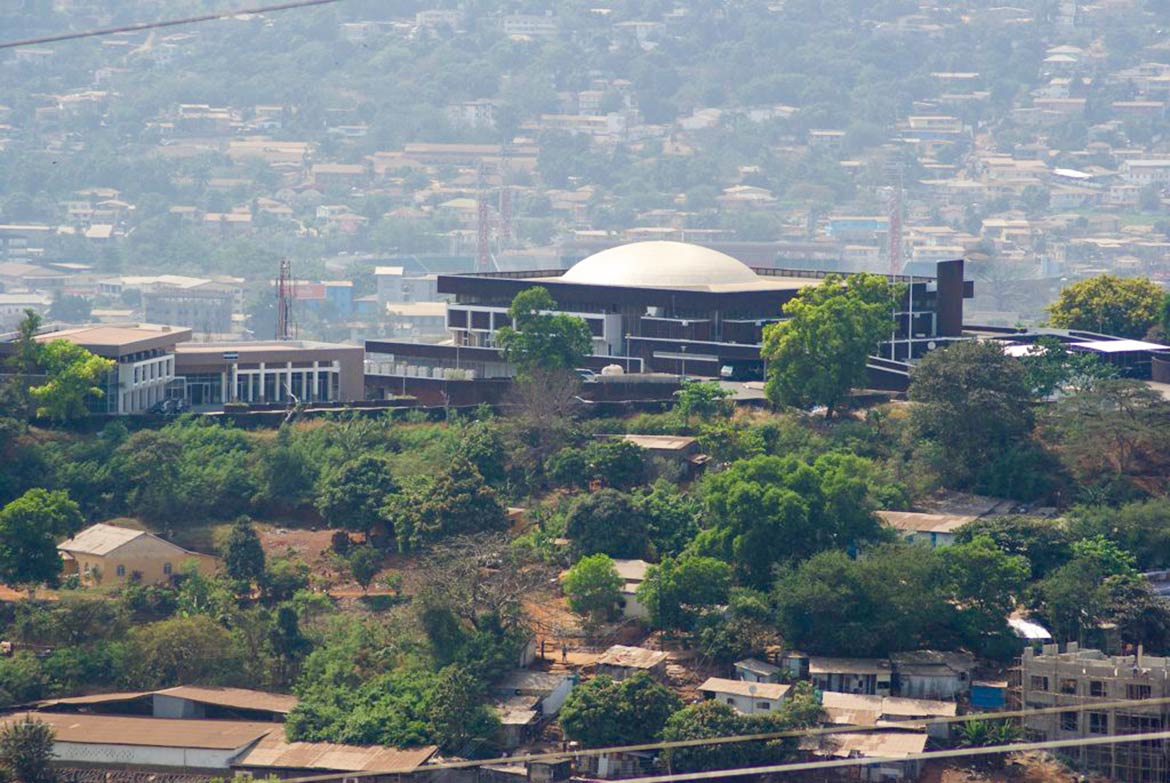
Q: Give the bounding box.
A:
[1067,499,1170,571]
[762,274,898,418]
[909,341,1035,490]
[0,489,83,592]
[548,440,646,490]
[428,665,499,756]
[316,456,398,537]
[346,546,382,593]
[674,380,732,425]
[0,716,56,783]
[127,614,239,688]
[222,516,266,588]
[564,489,647,559]
[636,480,700,558]
[562,554,623,621]
[1047,274,1164,339]
[940,534,1030,642]
[1032,536,1139,641]
[403,457,508,547]
[4,310,43,417]
[495,287,592,376]
[28,340,115,422]
[954,516,1071,580]
[559,672,681,748]
[268,605,311,683]
[696,454,886,588]
[1019,337,1116,397]
[637,555,732,631]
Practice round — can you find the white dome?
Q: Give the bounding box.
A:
[561,241,759,288]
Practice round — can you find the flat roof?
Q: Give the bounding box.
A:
[236,733,436,773]
[816,731,928,759]
[699,677,790,701]
[2,713,274,750]
[878,510,976,534]
[617,434,698,451]
[1070,338,1170,353]
[735,658,780,676]
[611,558,650,582]
[31,324,191,352]
[808,657,891,675]
[174,340,361,355]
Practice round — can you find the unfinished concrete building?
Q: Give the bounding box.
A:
[1016,643,1170,783]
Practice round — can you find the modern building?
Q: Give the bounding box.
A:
[173,340,364,407]
[58,523,218,585]
[142,283,237,335]
[367,240,971,386]
[1016,643,1170,783]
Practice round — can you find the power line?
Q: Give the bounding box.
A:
[0,0,342,50]
[617,730,1170,783]
[278,694,1170,783]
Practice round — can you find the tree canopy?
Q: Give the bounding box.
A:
[762,274,898,417]
[564,489,648,559]
[562,554,623,621]
[1046,274,1164,339]
[0,489,83,591]
[316,455,398,537]
[559,672,681,748]
[28,340,115,422]
[495,287,592,376]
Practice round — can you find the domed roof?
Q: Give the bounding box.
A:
[561,241,759,288]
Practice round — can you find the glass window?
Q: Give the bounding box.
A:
[756,702,771,710]
[1128,684,1153,700]
[163,562,172,575]
[1089,712,1108,734]
[116,565,125,576]
[1061,712,1078,732]
[1030,676,1049,691]
[1060,679,1078,695]
[1090,681,1106,697]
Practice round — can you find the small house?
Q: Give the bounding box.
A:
[734,658,781,684]
[803,656,892,696]
[612,559,650,620]
[877,510,975,548]
[493,670,575,717]
[820,692,956,740]
[58,523,218,586]
[613,434,710,479]
[808,731,928,782]
[970,680,1007,710]
[890,650,975,700]
[698,677,790,714]
[595,645,668,681]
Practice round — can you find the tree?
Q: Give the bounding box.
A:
[495,287,592,376]
[4,310,43,417]
[940,534,1030,643]
[48,294,91,324]
[127,614,239,688]
[909,341,1035,490]
[316,456,398,537]
[548,440,647,490]
[564,489,648,559]
[559,672,681,748]
[0,489,83,592]
[1047,274,1164,339]
[428,665,500,756]
[762,274,898,418]
[674,381,732,425]
[1044,380,1170,498]
[954,516,1071,580]
[267,605,310,683]
[0,716,55,783]
[399,457,508,548]
[696,453,886,588]
[636,480,700,558]
[222,516,265,587]
[28,340,115,422]
[562,554,622,621]
[1067,499,1170,571]
[1019,337,1116,398]
[637,555,732,631]
[347,546,382,593]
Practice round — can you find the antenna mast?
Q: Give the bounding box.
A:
[276,258,294,340]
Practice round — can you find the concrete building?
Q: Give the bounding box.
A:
[382,241,970,385]
[58,523,218,585]
[734,658,781,684]
[699,677,791,714]
[376,265,440,305]
[612,558,650,621]
[890,650,976,700]
[782,655,894,696]
[877,510,977,547]
[1017,643,1170,783]
[820,692,957,740]
[173,340,364,407]
[142,283,237,335]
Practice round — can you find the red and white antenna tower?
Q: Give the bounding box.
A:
[276,257,294,340]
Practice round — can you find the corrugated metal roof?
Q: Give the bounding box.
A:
[235,733,436,773]
[816,731,928,759]
[154,686,299,714]
[57,524,146,556]
[878,510,976,534]
[0,713,275,750]
[698,677,790,701]
[35,691,154,708]
[735,658,780,676]
[596,645,668,670]
[808,657,891,675]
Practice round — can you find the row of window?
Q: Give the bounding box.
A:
[132,358,172,384]
[83,562,172,577]
[1029,675,1152,700]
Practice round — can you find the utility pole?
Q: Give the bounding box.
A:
[276,258,294,341]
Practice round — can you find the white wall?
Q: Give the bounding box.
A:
[53,741,240,770]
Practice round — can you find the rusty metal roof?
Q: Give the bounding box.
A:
[154,686,298,714]
[0,713,275,750]
[596,645,668,670]
[235,733,436,773]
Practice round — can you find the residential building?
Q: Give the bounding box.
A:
[877,510,977,547]
[783,655,893,696]
[890,650,975,700]
[58,523,218,585]
[699,677,791,714]
[142,283,237,335]
[819,691,957,739]
[1017,643,1170,783]
[0,292,52,330]
[376,266,440,304]
[490,670,575,749]
[734,658,781,684]
[595,645,669,681]
[612,558,650,620]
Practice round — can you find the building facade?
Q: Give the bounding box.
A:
[1017,643,1170,783]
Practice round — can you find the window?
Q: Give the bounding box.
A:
[1090,681,1106,697]
[726,698,735,705]
[1127,683,1152,701]
[163,562,172,575]
[116,565,125,577]
[1061,712,1078,732]
[756,702,771,710]
[1089,712,1108,734]
[1060,679,1078,695]
[1030,676,1049,692]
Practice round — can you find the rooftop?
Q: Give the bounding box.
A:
[877,510,976,534]
[57,524,148,556]
[28,324,192,352]
[735,658,781,676]
[236,734,435,773]
[596,645,668,670]
[808,657,891,675]
[616,434,699,451]
[698,677,791,701]
[1,712,274,750]
[155,686,299,714]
